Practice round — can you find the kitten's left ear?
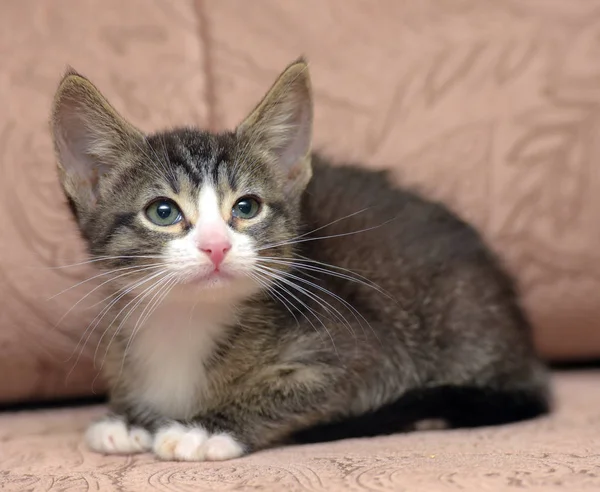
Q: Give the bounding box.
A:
[236,58,313,197]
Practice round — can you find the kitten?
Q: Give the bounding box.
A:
[51,58,549,461]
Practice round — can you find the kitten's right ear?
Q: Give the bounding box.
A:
[50,68,144,216]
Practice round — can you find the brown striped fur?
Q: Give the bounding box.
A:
[50,59,549,459]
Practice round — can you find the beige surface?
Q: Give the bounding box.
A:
[0,371,598,491]
[1,0,600,403]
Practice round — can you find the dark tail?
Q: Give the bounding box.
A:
[292,385,550,444]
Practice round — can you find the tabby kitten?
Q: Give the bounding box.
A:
[51,59,549,461]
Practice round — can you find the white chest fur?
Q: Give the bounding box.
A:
[128,295,232,420]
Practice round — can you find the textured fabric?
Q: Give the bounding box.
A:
[0,0,208,403]
[1,0,600,404]
[0,371,598,491]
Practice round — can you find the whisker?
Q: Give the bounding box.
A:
[246,270,301,328]
[48,262,167,300]
[132,274,178,340]
[260,207,371,252]
[119,274,180,373]
[69,268,169,364]
[256,256,393,299]
[93,272,176,392]
[53,264,168,331]
[94,269,172,369]
[65,268,170,383]
[114,274,180,388]
[256,264,381,345]
[254,264,356,339]
[43,255,170,270]
[251,267,337,354]
[258,215,397,252]
[99,273,177,390]
[295,252,390,280]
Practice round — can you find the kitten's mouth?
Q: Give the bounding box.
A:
[185,268,234,285]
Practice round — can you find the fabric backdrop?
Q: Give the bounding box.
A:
[1,0,599,403]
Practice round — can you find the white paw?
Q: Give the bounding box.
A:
[153,423,208,461]
[86,418,152,455]
[152,423,244,462]
[204,433,245,461]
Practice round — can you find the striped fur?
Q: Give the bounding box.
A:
[51,59,550,461]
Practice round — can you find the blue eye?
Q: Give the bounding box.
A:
[232,196,261,219]
[145,199,183,226]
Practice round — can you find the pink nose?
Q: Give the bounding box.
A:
[199,241,231,267]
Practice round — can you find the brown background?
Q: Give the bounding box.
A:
[1,0,600,404]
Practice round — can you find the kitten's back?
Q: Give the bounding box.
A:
[292,156,548,431]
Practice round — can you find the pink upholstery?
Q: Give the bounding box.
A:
[0,0,598,405]
[1,371,598,491]
[1,3,599,491]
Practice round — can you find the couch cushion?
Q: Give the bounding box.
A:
[0,371,598,491]
[0,0,207,403]
[1,0,599,404]
[204,0,600,360]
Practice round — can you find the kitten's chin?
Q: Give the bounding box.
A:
[176,268,261,301]
[184,270,234,287]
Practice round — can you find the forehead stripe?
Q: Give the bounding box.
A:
[197,185,223,224]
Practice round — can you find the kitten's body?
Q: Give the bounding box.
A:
[51,60,549,461]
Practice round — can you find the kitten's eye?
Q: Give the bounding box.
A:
[232,196,261,220]
[145,199,183,226]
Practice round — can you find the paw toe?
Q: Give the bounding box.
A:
[204,433,244,461]
[129,427,153,452]
[153,423,187,460]
[86,419,149,455]
[174,428,208,461]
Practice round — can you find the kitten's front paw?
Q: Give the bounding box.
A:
[203,433,245,461]
[153,422,244,462]
[86,417,152,455]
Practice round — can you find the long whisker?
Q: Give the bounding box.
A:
[112,275,180,387]
[270,278,331,349]
[65,268,170,383]
[133,135,172,184]
[246,270,301,328]
[251,267,338,354]
[131,274,179,341]
[93,271,176,392]
[295,252,394,288]
[256,256,393,299]
[258,215,397,252]
[119,274,179,372]
[69,268,170,364]
[260,207,371,252]
[254,264,356,339]
[49,262,167,300]
[293,207,371,240]
[256,264,381,345]
[43,255,170,270]
[53,264,168,331]
[94,269,172,369]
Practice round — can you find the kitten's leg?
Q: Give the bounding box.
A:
[85,414,153,455]
[152,368,343,462]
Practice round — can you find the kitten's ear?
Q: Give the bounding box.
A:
[50,68,144,216]
[236,58,313,197]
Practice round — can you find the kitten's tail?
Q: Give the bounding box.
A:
[292,383,550,444]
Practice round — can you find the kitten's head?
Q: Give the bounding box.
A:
[51,59,312,302]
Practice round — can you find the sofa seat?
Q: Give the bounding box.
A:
[1,370,598,491]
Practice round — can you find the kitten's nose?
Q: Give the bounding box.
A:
[199,240,231,267]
